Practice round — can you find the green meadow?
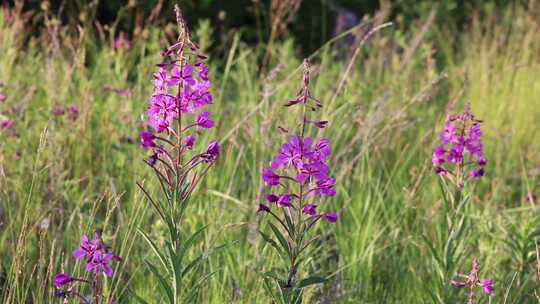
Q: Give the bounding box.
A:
[1,2,540,303]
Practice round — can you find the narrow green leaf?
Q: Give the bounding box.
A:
[295,275,327,289]
[268,222,291,258]
[260,230,284,257]
[137,228,168,272]
[145,260,174,304]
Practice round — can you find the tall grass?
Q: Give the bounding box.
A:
[0,3,539,303]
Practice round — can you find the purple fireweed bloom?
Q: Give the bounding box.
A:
[303,204,317,216]
[0,119,12,129]
[451,258,493,300]
[73,234,100,261]
[308,138,330,162]
[86,251,114,277]
[277,195,291,207]
[153,68,171,93]
[469,168,484,178]
[271,135,312,170]
[433,108,486,186]
[140,131,156,149]
[314,177,337,197]
[68,105,79,120]
[266,194,279,204]
[480,279,494,295]
[198,64,209,81]
[113,31,132,51]
[432,146,445,166]
[148,145,165,167]
[148,94,177,132]
[263,168,280,186]
[53,273,74,288]
[258,59,338,291]
[170,65,195,87]
[196,111,214,129]
[201,140,220,163]
[184,135,195,149]
[258,203,271,213]
[51,105,65,116]
[323,212,338,223]
[313,121,328,129]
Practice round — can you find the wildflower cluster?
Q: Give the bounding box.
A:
[260,60,337,223]
[53,231,120,303]
[135,5,221,302]
[432,107,486,187]
[258,59,337,301]
[51,104,80,120]
[140,22,218,169]
[451,258,494,303]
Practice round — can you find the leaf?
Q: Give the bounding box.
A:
[295,276,327,289]
[127,287,151,304]
[179,225,208,262]
[259,230,284,257]
[184,270,219,302]
[145,260,174,304]
[268,222,291,258]
[166,243,182,297]
[182,243,230,277]
[137,228,169,272]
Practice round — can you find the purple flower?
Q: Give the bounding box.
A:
[53,273,74,288]
[440,122,455,144]
[201,140,220,163]
[435,167,447,176]
[313,121,328,129]
[469,168,485,178]
[266,194,279,203]
[86,251,114,277]
[68,105,79,120]
[0,119,12,129]
[314,177,336,197]
[432,109,486,184]
[480,279,494,295]
[262,168,280,186]
[198,64,209,81]
[296,162,329,183]
[432,146,445,166]
[323,212,338,223]
[258,203,271,213]
[308,138,331,162]
[271,135,312,170]
[303,204,317,216]
[148,146,165,166]
[196,111,214,129]
[51,105,65,116]
[113,31,132,51]
[0,93,6,102]
[73,234,100,261]
[148,94,177,133]
[153,68,171,93]
[184,135,195,149]
[140,131,156,149]
[277,195,291,207]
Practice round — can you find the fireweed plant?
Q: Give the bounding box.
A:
[258,59,337,303]
[425,106,492,302]
[136,5,220,303]
[451,258,494,304]
[53,231,121,304]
